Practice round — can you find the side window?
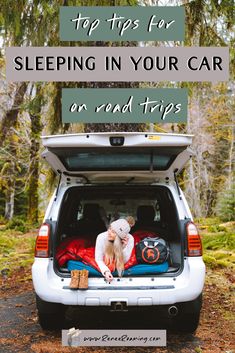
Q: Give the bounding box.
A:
[76,203,83,220]
[155,201,161,221]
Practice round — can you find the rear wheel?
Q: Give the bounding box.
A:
[173,311,201,333]
[36,295,67,330]
[171,294,202,333]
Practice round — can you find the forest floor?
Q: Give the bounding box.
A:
[0,220,234,353]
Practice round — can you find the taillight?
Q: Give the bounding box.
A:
[186,222,202,256]
[35,224,50,257]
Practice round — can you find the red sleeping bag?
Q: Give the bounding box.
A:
[56,230,157,272]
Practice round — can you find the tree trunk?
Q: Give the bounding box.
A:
[27,136,40,224]
[4,181,15,220]
[2,136,17,220]
[83,14,146,133]
[1,83,27,220]
[187,158,202,218]
[0,82,27,147]
[27,86,43,224]
[227,118,234,190]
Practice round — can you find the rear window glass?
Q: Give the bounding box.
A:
[49,147,183,171]
[58,185,179,241]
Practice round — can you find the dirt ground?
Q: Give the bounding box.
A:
[0,266,234,353]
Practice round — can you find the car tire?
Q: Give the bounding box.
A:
[173,311,201,333]
[171,294,202,333]
[36,294,67,330]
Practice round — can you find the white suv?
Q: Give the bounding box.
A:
[32,132,205,332]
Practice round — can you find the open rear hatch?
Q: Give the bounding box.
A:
[41,132,193,183]
[41,133,194,281]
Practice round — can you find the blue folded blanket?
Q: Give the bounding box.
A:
[67,260,169,276]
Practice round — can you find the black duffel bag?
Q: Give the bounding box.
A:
[136,237,169,264]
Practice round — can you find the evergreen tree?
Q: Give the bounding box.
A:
[215,177,235,222]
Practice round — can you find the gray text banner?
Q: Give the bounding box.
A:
[6,47,229,82]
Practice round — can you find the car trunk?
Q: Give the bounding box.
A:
[53,184,184,277]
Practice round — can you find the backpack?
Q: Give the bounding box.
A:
[136,237,170,264]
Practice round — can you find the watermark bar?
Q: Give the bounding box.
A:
[62,88,188,123]
[62,328,167,347]
[60,6,185,41]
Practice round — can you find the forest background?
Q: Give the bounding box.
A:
[0,0,234,228]
[0,4,234,351]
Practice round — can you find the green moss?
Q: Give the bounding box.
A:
[201,220,235,269]
[216,259,231,267]
[203,250,234,269]
[207,225,226,233]
[5,216,30,233]
[203,254,218,268]
[19,258,34,268]
[195,217,221,226]
[202,232,235,251]
[222,310,235,321]
[0,230,23,252]
[0,229,35,275]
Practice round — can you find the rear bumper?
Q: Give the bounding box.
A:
[32,257,205,306]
